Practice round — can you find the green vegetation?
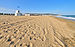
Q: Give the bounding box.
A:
[0,13,3,15]
[0,13,14,15]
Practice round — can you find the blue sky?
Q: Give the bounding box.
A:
[0,0,75,15]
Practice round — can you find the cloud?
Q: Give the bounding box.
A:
[0,7,16,13]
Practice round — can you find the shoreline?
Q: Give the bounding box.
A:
[56,15,75,21]
[54,16,75,31]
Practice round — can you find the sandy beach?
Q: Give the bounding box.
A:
[0,15,75,47]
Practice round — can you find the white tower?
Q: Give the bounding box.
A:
[15,10,22,16]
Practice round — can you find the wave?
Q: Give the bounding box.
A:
[56,16,75,21]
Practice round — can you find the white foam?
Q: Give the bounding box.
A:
[56,16,75,20]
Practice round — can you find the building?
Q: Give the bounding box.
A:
[25,13,30,16]
[15,10,22,16]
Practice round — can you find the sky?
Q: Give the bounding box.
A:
[0,0,75,15]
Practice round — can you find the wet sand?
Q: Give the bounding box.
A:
[0,15,75,47]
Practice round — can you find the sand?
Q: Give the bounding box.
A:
[0,15,75,47]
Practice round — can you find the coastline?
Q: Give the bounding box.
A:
[54,16,75,31]
[56,15,75,21]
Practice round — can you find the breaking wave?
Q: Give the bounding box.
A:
[56,16,75,21]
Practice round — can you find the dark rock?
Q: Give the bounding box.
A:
[0,36,3,39]
[10,41,14,45]
[7,38,11,42]
[20,44,22,46]
[30,37,32,40]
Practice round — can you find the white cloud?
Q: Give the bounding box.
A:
[0,7,16,13]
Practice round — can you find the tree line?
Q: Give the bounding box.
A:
[0,13,15,15]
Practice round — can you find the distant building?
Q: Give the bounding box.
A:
[15,10,22,16]
[25,13,30,16]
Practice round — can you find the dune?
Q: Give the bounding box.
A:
[0,16,75,47]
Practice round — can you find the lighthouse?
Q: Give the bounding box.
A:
[15,10,22,16]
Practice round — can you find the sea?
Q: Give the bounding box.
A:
[56,15,75,21]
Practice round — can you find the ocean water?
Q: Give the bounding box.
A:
[56,15,75,21]
[63,15,75,18]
